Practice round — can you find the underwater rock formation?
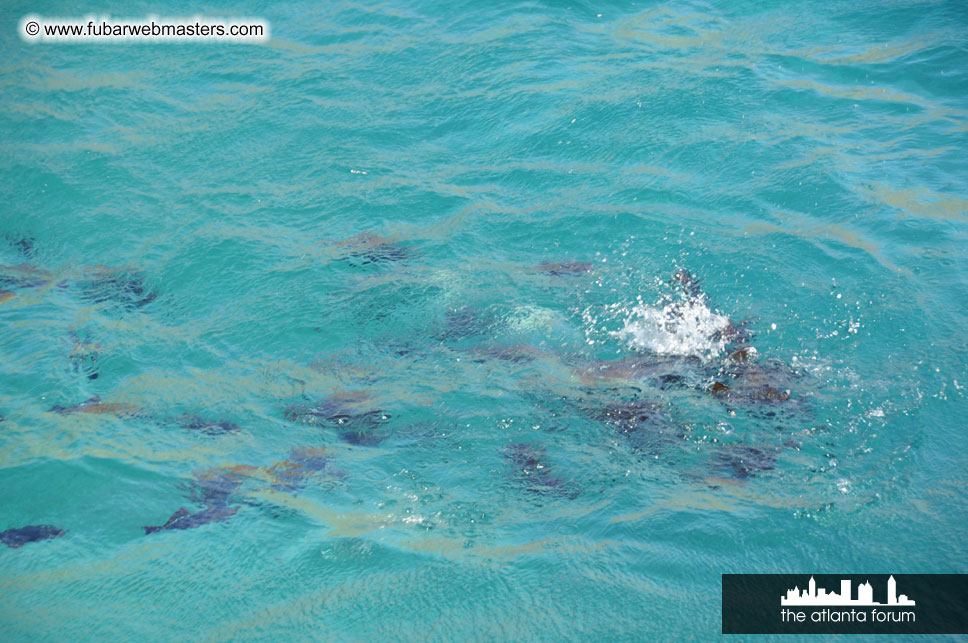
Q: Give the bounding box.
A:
[706,444,778,480]
[588,399,681,455]
[470,344,543,364]
[0,264,54,289]
[0,525,65,548]
[48,396,142,417]
[174,414,241,436]
[77,266,157,309]
[284,393,391,446]
[145,469,248,535]
[67,330,100,380]
[266,446,339,491]
[336,232,412,266]
[434,307,497,343]
[504,443,579,499]
[143,506,239,534]
[537,261,593,276]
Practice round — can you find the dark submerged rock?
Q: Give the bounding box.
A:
[656,373,687,390]
[328,410,391,428]
[284,399,391,446]
[48,396,141,417]
[672,268,704,300]
[712,320,756,344]
[284,403,389,429]
[504,443,579,499]
[49,396,102,414]
[189,469,247,506]
[331,410,391,446]
[434,307,495,343]
[68,330,100,380]
[584,355,706,390]
[672,268,755,346]
[505,443,545,470]
[338,429,388,446]
[0,264,54,289]
[176,414,241,436]
[0,525,65,548]
[727,346,753,362]
[143,506,238,535]
[283,395,354,425]
[145,468,248,535]
[267,446,337,491]
[710,358,804,418]
[538,261,593,276]
[285,446,331,472]
[350,244,410,265]
[471,344,541,364]
[707,445,778,480]
[338,233,412,266]
[589,400,680,454]
[78,267,157,309]
[5,235,35,256]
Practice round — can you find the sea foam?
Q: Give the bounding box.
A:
[613,294,731,359]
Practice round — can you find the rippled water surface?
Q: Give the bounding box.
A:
[1,0,966,639]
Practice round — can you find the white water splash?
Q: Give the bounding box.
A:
[613,295,731,359]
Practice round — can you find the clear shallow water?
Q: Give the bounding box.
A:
[1,0,966,639]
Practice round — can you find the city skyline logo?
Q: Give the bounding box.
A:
[781,575,916,607]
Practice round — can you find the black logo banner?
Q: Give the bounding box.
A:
[722,574,968,634]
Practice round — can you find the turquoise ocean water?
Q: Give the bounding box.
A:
[1,0,966,639]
